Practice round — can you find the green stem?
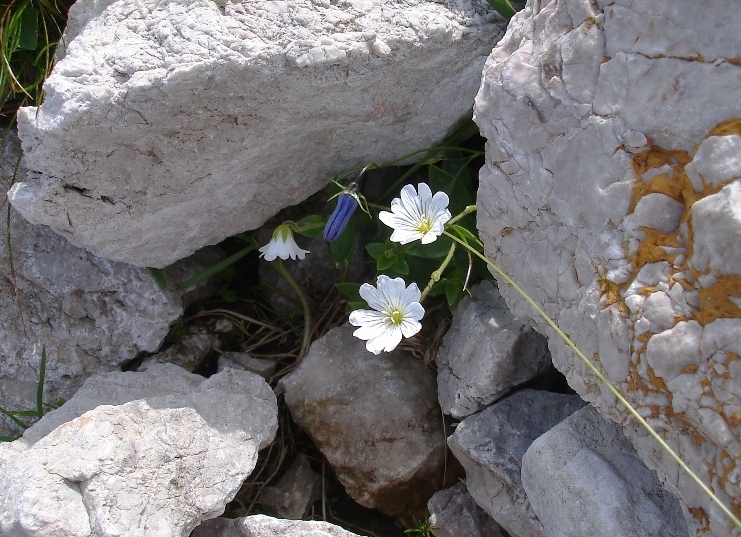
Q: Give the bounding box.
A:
[443,231,741,530]
[272,260,312,358]
[447,204,477,226]
[420,243,456,301]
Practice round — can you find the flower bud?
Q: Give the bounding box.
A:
[323,193,358,241]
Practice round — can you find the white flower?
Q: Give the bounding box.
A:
[259,224,309,261]
[378,183,452,244]
[349,275,424,354]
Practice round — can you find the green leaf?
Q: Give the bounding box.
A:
[149,268,170,290]
[450,224,484,250]
[376,251,395,271]
[295,214,327,238]
[406,234,454,259]
[345,300,367,313]
[0,407,30,429]
[175,242,256,290]
[391,254,409,275]
[329,221,356,263]
[221,289,237,303]
[335,282,362,303]
[365,242,386,260]
[19,7,39,51]
[445,279,465,310]
[487,0,516,19]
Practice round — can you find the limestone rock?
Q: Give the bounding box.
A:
[0,366,278,537]
[10,0,507,267]
[281,324,445,517]
[0,133,182,437]
[260,454,321,520]
[437,281,553,418]
[427,482,507,537]
[522,405,688,537]
[191,514,364,537]
[473,0,741,533]
[447,390,586,537]
[20,363,278,448]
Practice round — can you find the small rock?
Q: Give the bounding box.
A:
[690,181,741,276]
[260,454,322,520]
[217,352,277,379]
[448,390,586,537]
[281,324,445,517]
[428,482,507,537]
[437,282,553,419]
[521,405,688,537]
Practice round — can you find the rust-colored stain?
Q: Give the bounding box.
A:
[695,275,741,325]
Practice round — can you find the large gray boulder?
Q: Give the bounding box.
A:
[0,365,278,537]
[281,324,445,517]
[521,405,688,537]
[10,0,507,267]
[473,0,741,534]
[447,390,586,537]
[0,134,182,437]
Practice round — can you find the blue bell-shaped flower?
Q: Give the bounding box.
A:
[323,192,359,241]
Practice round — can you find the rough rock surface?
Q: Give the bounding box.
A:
[260,454,321,520]
[0,134,182,436]
[437,281,552,418]
[281,324,445,517]
[10,0,507,268]
[191,514,364,537]
[427,482,507,537]
[0,365,277,537]
[447,390,586,537]
[473,0,741,533]
[522,405,688,537]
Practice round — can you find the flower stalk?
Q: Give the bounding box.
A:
[271,259,312,358]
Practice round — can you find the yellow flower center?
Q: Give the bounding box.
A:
[417,217,432,234]
[388,309,404,326]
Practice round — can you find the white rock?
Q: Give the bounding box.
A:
[624,193,684,235]
[0,365,277,537]
[191,514,364,537]
[473,0,741,534]
[690,182,741,276]
[641,291,677,333]
[685,135,741,191]
[437,281,553,419]
[10,0,506,267]
[0,134,182,437]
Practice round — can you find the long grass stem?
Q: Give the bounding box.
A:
[272,260,312,359]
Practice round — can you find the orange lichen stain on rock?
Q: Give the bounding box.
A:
[705,117,741,138]
[600,279,623,307]
[646,364,667,391]
[681,364,699,375]
[628,228,683,267]
[694,276,741,324]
